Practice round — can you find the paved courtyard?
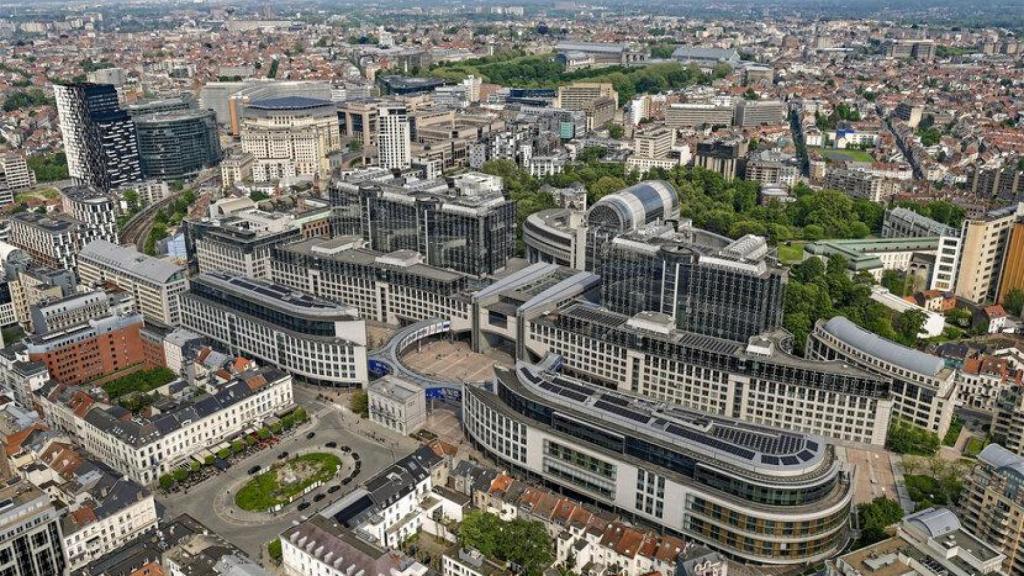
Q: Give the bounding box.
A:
[841,445,898,505]
[401,338,512,383]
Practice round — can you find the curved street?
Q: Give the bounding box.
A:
[156,382,418,559]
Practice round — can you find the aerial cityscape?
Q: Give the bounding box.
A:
[1,0,1024,575]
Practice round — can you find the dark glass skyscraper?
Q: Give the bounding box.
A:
[53,82,142,191]
[600,224,786,343]
[134,109,221,180]
[330,173,516,277]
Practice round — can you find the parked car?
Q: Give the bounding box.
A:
[341,478,352,485]
[313,493,326,502]
[327,485,341,494]
[247,465,261,475]
[297,502,311,511]
[306,431,316,439]
[278,451,288,459]
[352,453,361,461]
[325,441,337,448]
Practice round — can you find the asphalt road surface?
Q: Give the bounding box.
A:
[157,383,418,559]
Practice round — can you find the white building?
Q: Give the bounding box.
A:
[77,240,189,327]
[179,272,368,387]
[34,366,294,485]
[368,376,426,435]
[0,153,36,193]
[378,104,412,170]
[320,447,442,549]
[443,549,507,576]
[868,286,946,338]
[808,316,958,437]
[281,515,429,576]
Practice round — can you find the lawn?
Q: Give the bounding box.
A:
[235,452,342,512]
[777,242,805,264]
[810,147,875,164]
[904,474,962,509]
[102,367,176,400]
[964,436,986,458]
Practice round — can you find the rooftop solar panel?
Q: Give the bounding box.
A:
[595,400,650,424]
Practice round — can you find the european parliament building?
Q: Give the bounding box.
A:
[463,360,854,565]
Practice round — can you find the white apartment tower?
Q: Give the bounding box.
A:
[378,104,411,170]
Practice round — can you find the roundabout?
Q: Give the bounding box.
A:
[234,452,342,512]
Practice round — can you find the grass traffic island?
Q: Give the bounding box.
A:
[235,452,342,512]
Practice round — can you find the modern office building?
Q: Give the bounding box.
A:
[665,103,735,129]
[7,212,82,271]
[185,217,301,279]
[825,168,902,203]
[584,180,681,269]
[807,316,958,438]
[240,96,341,182]
[0,153,36,192]
[745,150,800,188]
[557,83,619,111]
[53,82,142,191]
[329,171,516,277]
[25,307,145,386]
[271,236,473,330]
[179,272,368,386]
[997,222,1024,304]
[60,185,119,246]
[522,301,891,445]
[378,104,412,170]
[133,109,221,180]
[600,223,786,343]
[35,367,294,485]
[0,479,67,576]
[734,99,787,127]
[464,360,854,565]
[524,209,589,270]
[960,444,1024,576]
[830,506,1004,576]
[77,240,190,327]
[694,138,748,181]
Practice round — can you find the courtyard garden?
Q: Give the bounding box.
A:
[235,452,342,512]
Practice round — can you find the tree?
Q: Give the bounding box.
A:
[459,512,553,576]
[268,538,283,563]
[894,309,927,345]
[350,390,369,417]
[250,190,270,203]
[589,176,626,203]
[886,419,940,456]
[607,124,624,139]
[1004,288,1024,317]
[459,511,503,557]
[856,497,904,547]
[881,270,910,297]
[159,474,175,491]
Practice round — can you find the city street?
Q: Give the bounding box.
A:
[157,383,419,558]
